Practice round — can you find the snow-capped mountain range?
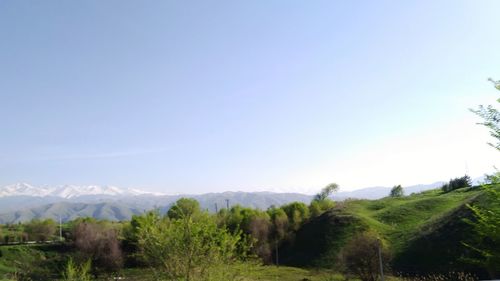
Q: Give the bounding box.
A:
[0,183,161,199]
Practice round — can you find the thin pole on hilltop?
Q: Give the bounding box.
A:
[59,215,63,242]
[378,239,385,281]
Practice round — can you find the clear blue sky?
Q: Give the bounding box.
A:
[1,1,499,194]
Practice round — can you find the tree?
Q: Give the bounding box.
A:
[72,221,123,273]
[248,214,272,263]
[471,78,500,151]
[24,219,56,242]
[123,210,163,266]
[281,202,310,231]
[314,183,339,201]
[464,187,500,279]
[167,198,201,220]
[389,185,404,197]
[463,78,500,278]
[267,207,289,265]
[216,205,272,262]
[309,183,339,217]
[441,175,472,193]
[339,232,391,281]
[137,212,243,281]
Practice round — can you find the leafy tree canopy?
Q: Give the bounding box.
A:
[167,198,201,220]
[389,185,404,198]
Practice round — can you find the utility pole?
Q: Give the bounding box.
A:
[225,199,230,209]
[215,203,218,213]
[59,215,63,242]
[275,240,279,267]
[378,240,385,281]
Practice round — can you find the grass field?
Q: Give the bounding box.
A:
[344,186,483,252]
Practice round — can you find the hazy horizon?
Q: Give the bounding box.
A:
[1,1,499,194]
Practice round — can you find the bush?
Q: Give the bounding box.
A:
[62,258,92,281]
[442,176,472,193]
[73,221,123,273]
[339,232,391,281]
[137,212,244,281]
[24,219,56,242]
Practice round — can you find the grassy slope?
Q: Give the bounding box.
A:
[0,244,70,280]
[346,187,481,251]
[284,185,496,275]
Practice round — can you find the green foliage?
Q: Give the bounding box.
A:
[309,199,335,217]
[280,208,367,268]
[283,185,492,277]
[137,211,244,281]
[62,258,92,281]
[167,198,201,220]
[267,207,288,241]
[281,202,310,231]
[314,183,339,201]
[0,244,71,280]
[389,185,404,198]
[309,183,339,217]
[24,219,56,242]
[463,186,500,278]
[339,232,390,281]
[470,78,500,151]
[484,169,500,185]
[441,175,471,193]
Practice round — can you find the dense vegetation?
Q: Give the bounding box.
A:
[1,183,499,281]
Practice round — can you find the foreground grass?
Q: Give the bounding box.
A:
[122,265,353,281]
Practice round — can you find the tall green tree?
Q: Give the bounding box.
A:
[314,183,339,201]
[281,202,310,231]
[389,185,404,197]
[464,187,500,278]
[310,183,338,217]
[464,78,500,278]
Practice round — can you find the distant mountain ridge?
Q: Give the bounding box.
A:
[0,191,313,224]
[0,180,478,223]
[0,183,160,198]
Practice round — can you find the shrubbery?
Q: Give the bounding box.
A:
[441,175,472,193]
[339,232,391,281]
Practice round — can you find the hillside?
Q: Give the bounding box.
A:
[0,202,144,224]
[281,185,496,277]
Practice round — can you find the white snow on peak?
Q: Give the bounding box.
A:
[0,183,163,199]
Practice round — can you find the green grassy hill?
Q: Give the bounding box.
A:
[282,185,496,276]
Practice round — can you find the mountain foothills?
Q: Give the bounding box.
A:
[0,183,312,223]
[0,182,449,223]
[1,183,499,280]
